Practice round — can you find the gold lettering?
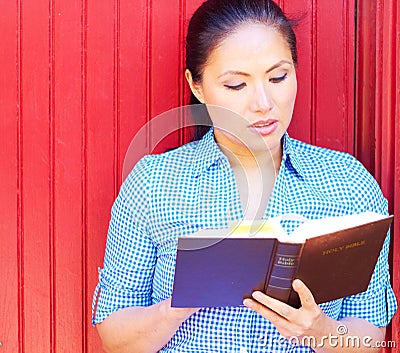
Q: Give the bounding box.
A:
[323,240,366,255]
[322,247,340,255]
[345,240,366,249]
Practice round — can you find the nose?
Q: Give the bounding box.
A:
[251,83,273,113]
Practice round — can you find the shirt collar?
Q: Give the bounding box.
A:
[282,131,305,176]
[192,127,227,177]
[192,128,305,177]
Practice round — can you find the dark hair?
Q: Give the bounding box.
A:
[186,0,298,140]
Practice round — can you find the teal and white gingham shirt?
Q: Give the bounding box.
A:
[92,128,397,352]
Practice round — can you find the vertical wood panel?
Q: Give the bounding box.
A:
[0,0,19,351]
[21,0,52,351]
[150,1,180,114]
[53,0,84,351]
[374,1,384,183]
[285,0,313,144]
[85,0,116,350]
[355,0,400,346]
[314,0,355,152]
[182,0,205,145]
[376,0,400,346]
[17,0,25,351]
[376,0,395,197]
[49,2,56,350]
[81,0,89,350]
[150,0,181,153]
[343,0,355,154]
[118,0,148,168]
[393,0,400,343]
[355,0,376,174]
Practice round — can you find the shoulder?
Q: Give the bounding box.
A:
[290,138,357,169]
[121,140,200,199]
[289,138,387,213]
[290,138,368,179]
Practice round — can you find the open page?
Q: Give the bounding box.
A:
[290,211,387,241]
[183,219,288,240]
[181,212,388,243]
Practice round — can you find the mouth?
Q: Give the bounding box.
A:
[249,119,278,136]
[251,120,276,128]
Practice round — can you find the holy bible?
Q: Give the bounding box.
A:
[171,212,393,308]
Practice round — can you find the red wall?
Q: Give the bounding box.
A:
[0,0,397,352]
[355,0,400,349]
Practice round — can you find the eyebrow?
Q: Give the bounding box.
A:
[217,60,292,78]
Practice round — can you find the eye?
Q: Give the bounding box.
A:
[224,83,246,91]
[270,73,288,83]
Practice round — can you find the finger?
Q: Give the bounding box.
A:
[292,279,317,310]
[251,291,295,319]
[243,298,289,326]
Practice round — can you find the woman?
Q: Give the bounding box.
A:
[92,0,397,352]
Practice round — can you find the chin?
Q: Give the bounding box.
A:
[258,131,284,151]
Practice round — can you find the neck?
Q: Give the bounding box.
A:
[214,129,283,173]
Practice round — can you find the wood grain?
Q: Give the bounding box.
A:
[0,0,19,351]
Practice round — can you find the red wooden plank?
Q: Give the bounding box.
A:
[118,0,148,177]
[355,0,376,174]
[81,0,93,350]
[343,0,355,155]
[285,0,313,144]
[84,0,149,351]
[382,0,400,346]
[181,0,206,144]
[0,0,19,351]
[85,0,116,350]
[377,0,395,199]
[183,0,205,76]
[355,0,400,346]
[377,1,397,348]
[374,1,384,185]
[150,0,182,154]
[53,0,84,351]
[21,0,51,351]
[393,0,400,342]
[314,0,355,153]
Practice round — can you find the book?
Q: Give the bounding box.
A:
[171,212,394,308]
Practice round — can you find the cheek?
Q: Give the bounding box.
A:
[203,86,228,103]
[275,82,297,114]
[203,87,246,113]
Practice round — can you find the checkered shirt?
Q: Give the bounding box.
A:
[92,128,397,352]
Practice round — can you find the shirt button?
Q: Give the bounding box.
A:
[240,348,248,353]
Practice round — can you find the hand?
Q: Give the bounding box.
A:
[243,279,337,341]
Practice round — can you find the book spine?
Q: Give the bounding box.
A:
[264,242,303,304]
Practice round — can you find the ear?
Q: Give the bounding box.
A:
[185,69,205,103]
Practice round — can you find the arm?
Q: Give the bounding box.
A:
[244,279,386,352]
[97,298,198,353]
[93,156,197,352]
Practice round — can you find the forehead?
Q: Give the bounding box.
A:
[205,23,292,73]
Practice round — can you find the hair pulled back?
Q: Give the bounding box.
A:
[186,0,298,140]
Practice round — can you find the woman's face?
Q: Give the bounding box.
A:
[186,23,297,155]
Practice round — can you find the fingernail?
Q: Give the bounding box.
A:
[243,299,252,307]
[252,291,262,300]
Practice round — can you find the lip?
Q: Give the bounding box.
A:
[249,119,278,136]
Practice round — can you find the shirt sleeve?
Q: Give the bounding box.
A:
[91,156,157,325]
[337,156,397,327]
